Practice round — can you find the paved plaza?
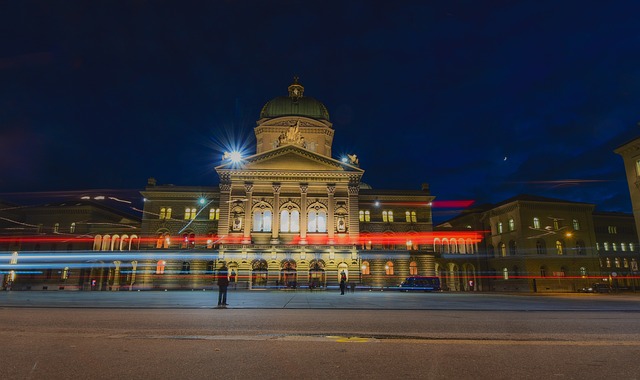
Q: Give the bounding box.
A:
[1,289,640,311]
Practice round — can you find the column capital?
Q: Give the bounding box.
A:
[327,184,336,195]
[272,183,282,194]
[300,183,308,194]
[244,182,254,193]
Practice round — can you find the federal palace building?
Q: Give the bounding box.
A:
[1,78,639,293]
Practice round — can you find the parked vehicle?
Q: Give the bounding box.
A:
[578,283,611,293]
[400,276,441,292]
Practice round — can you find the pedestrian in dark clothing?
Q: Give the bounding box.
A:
[339,271,347,295]
[217,265,230,306]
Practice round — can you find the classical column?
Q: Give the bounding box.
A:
[348,179,360,243]
[242,183,254,244]
[218,178,232,238]
[299,183,308,245]
[271,183,281,244]
[327,184,336,244]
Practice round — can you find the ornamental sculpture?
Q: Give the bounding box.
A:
[275,121,306,148]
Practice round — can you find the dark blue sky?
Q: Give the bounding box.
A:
[1,1,639,221]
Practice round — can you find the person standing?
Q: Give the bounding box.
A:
[339,271,347,295]
[217,264,230,307]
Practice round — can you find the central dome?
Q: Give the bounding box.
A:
[259,78,330,121]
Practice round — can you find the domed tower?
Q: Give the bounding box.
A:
[255,77,334,157]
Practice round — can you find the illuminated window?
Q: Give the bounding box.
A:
[359,210,365,222]
[159,208,166,219]
[54,223,60,233]
[503,268,509,280]
[385,261,394,275]
[508,219,515,231]
[252,209,272,232]
[580,267,587,277]
[615,258,621,268]
[596,242,600,251]
[280,209,300,232]
[361,261,370,275]
[209,208,220,220]
[624,258,629,268]
[406,211,411,222]
[613,242,618,251]
[631,243,636,251]
[608,226,617,234]
[364,210,370,222]
[61,267,69,280]
[70,222,76,233]
[553,219,559,230]
[409,261,418,275]
[308,209,327,232]
[500,243,507,257]
[382,210,393,222]
[497,222,503,234]
[606,258,611,267]
[556,240,564,255]
[621,243,627,251]
[156,260,166,274]
[572,219,580,230]
[533,217,540,229]
[184,207,197,220]
[166,207,172,219]
[411,211,417,223]
[604,242,609,251]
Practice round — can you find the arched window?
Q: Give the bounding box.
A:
[621,243,627,251]
[508,218,515,231]
[165,207,172,219]
[159,208,167,219]
[93,235,102,251]
[615,258,621,268]
[613,242,618,251]
[536,240,546,255]
[533,217,540,229]
[631,243,636,251]
[604,242,610,251]
[556,240,564,255]
[252,209,272,232]
[497,222,503,234]
[156,260,166,274]
[434,238,441,253]
[382,210,394,222]
[361,261,370,275]
[209,208,220,220]
[61,267,69,280]
[184,207,197,220]
[70,222,76,233]
[405,211,411,222]
[359,210,365,222]
[385,261,394,275]
[502,267,509,280]
[500,242,507,257]
[606,258,611,267]
[573,219,580,230]
[409,261,418,275]
[280,206,300,232]
[308,207,327,233]
[364,210,370,222]
[624,258,629,268]
[411,211,417,223]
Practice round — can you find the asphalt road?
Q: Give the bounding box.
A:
[2,291,640,379]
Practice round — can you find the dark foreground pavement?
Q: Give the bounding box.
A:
[1,288,640,310]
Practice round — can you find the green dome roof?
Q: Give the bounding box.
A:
[259,78,330,121]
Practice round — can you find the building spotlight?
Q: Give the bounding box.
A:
[341,157,348,163]
[223,151,243,163]
[199,198,206,205]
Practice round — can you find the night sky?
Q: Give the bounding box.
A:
[2,1,640,222]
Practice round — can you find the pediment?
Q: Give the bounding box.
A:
[216,145,363,173]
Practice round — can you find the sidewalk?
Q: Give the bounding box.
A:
[2,289,640,311]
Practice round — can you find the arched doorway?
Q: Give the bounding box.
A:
[309,259,325,289]
[338,262,349,282]
[280,260,297,288]
[252,259,268,288]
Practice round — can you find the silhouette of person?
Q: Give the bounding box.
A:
[217,265,230,306]
[339,271,347,295]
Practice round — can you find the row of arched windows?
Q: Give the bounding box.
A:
[433,238,476,254]
[158,207,221,220]
[493,239,585,256]
[358,210,418,223]
[598,242,635,252]
[93,234,140,251]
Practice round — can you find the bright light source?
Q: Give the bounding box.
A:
[341,157,348,163]
[94,196,105,200]
[229,151,242,163]
[81,196,90,200]
[374,201,380,207]
[199,198,206,204]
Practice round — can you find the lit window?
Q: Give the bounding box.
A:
[411,211,417,223]
[280,209,300,232]
[624,258,629,268]
[596,242,600,251]
[573,219,580,230]
[503,268,509,280]
[209,208,220,220]
[54,223,60,233]
[361,261,370,275]
[166,208,172,219]
[160,208,166,219]
[604,242,609,251]
[606,258,611,268]
[508,219,515,231]
[252,209,272,232]
[385,261,394,275]
[533,217,540,229]
[364,210,370,222]
[409,261,418,275]
[382,210,394,223]
[406,211,411,222]
[553,219,559,230]
[500,243,507,257]
[61,267,69,280]
[497,222,503,234]
[556,240,564,255]
[70,222,76,233]
[580,267,587,277]
[156,260,166,274]
[615,258,621,268]
[307,209,327,233]
[608,226,617,234]
[631,243,635,251]
[359,210,364,222]
[184,207,197,220]
[613,243,618,251]
[621,243,627,251]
